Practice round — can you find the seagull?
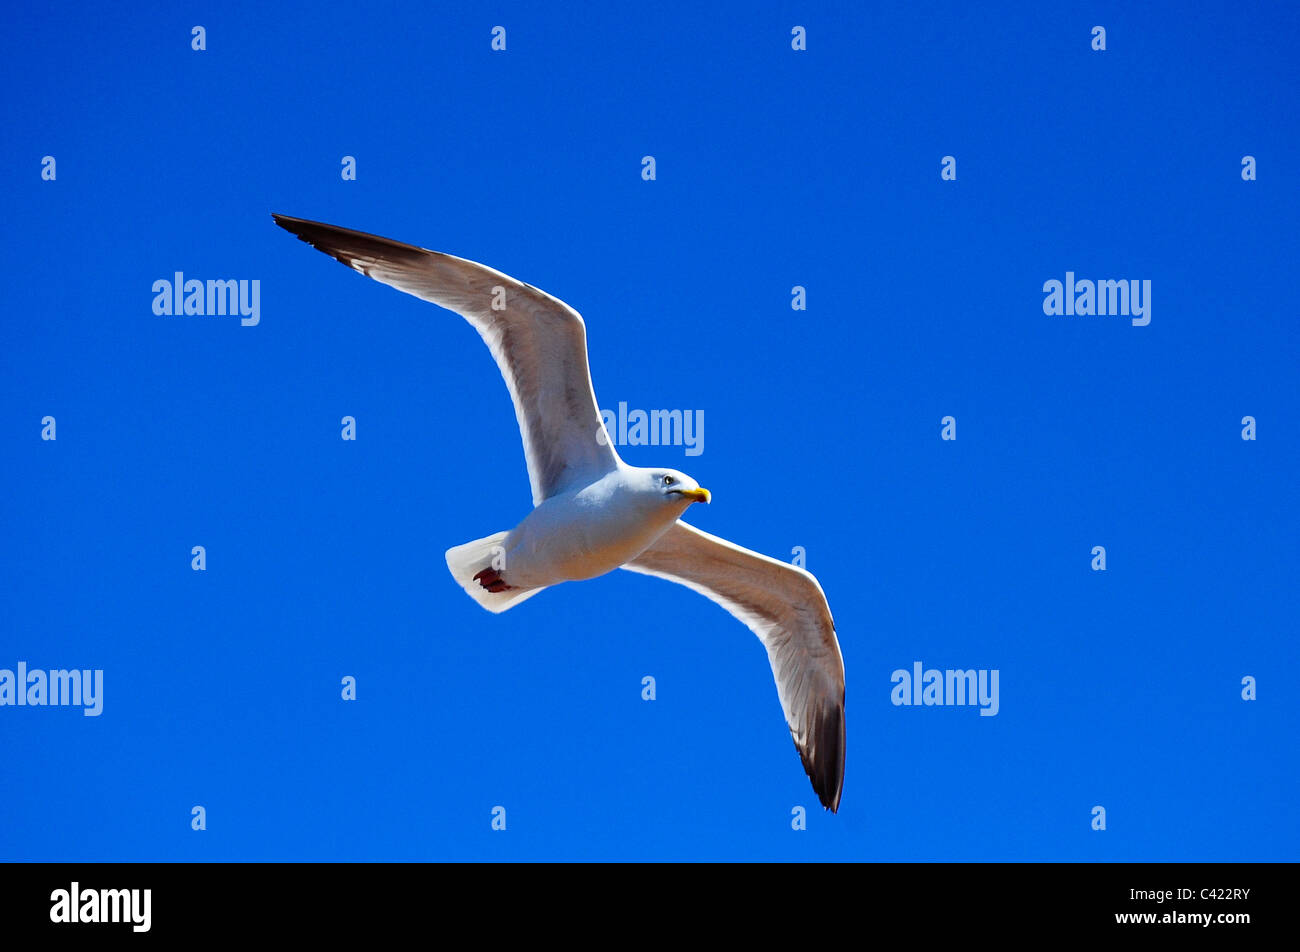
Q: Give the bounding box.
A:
[273,214,847,812]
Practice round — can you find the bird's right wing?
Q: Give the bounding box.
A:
[274,214,620,505]
[622,521,846,811]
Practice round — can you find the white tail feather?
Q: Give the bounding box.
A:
[444,531,547,614]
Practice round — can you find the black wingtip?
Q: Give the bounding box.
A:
[271,213,314,245]
[798,699,845,813]
[270,213,436,267]
[271,212,313,239]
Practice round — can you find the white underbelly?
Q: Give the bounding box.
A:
[503,491,671,587]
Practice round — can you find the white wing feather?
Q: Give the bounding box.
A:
[274,214,620,504]
[623,521,846,811]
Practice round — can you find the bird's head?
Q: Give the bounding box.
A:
[649,468,711,508]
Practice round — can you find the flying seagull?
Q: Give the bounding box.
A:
[273,214,847,811]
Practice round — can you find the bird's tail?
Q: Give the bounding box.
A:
[444,531,548,614]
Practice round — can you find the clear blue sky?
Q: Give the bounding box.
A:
[2,1,1296,860]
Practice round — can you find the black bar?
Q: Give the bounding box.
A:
[0,862,1283,938]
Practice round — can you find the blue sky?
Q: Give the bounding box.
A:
[1,1,1296,860]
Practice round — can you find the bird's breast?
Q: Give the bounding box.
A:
[504,491,673,586]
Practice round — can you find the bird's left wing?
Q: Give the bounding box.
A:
[622,521,846,811]
[273,214,620,505]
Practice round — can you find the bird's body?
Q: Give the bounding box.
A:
[274,213,847,812]
[501,467,699,587]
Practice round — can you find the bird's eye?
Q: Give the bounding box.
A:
[663,475,675,486]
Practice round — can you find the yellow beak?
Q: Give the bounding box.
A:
[679,487,711,504]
